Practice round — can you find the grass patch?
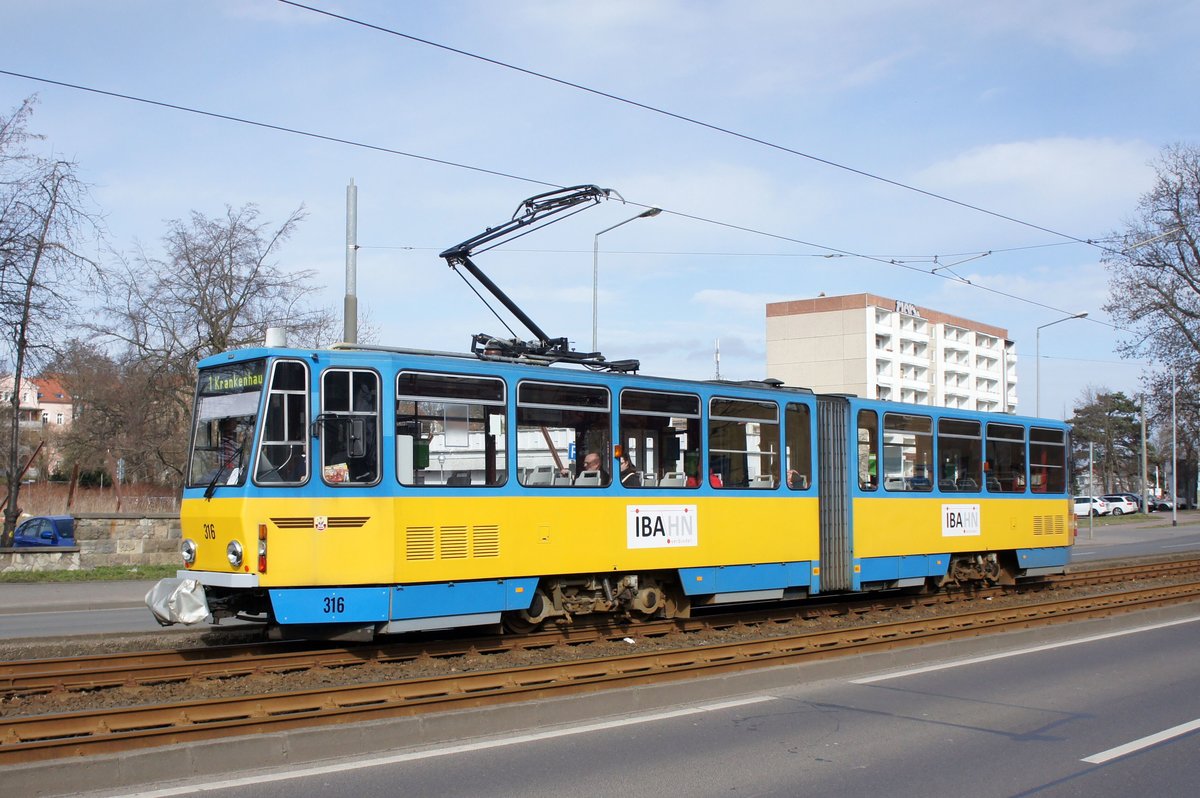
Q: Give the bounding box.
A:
[1085,510,1188,528]
[0,564,178,583]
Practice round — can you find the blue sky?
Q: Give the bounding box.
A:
[3,0,1197,420]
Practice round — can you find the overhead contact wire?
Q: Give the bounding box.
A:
[0,69,1104,323]
[278,0,1108,252]
[0,69,559,190]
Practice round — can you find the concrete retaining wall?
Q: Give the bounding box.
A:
[0,514,180,573]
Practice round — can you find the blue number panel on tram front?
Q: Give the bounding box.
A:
[269,578,540,624]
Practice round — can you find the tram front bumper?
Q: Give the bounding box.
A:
[145,577,210,625]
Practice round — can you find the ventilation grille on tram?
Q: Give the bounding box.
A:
[1033,515,1065,536]
[406,525,501,560]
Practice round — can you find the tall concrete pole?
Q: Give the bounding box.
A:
[1088,441,1095,539]
[1141,397,1149,513]
[344,179,358,344]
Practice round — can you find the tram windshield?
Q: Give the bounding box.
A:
[187,359,266,489]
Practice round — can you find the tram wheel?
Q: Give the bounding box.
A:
[502,612,544,635]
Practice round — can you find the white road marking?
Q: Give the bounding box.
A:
[851,615,1200,684]
[1161,543,1197,549]
[0,607,139,617]
[122,696,776,797]
[1083,718,1200,764]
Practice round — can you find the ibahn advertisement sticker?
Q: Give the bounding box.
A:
[627,505,698,548]
[942,503,981,537]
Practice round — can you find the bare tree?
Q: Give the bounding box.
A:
[0,98,99,542]
[42,339,128,480]
[1103,143,1200,505]
[1138,371,1200,506]
[93,204,335,482]
[1104,143,1200,356]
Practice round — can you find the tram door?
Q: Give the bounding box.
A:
[816,396,853,591]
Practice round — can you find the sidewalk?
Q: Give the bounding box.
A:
[0,579,159,614]
[1073,513,1200,547]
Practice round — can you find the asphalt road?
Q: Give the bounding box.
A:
[91,604,1200,798]
[4,517,1199,797]
[1070,515,1200,562]
[0,579,162,639]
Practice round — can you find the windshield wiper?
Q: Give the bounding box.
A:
[203,444,244,501]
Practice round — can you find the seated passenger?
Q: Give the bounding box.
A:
[579,451,609,485]
[618,452,641,487]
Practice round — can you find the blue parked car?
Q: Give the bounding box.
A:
[11,515,76,547]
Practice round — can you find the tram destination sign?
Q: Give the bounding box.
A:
[199,360,265,395]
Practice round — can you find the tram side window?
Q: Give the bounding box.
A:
[936,418,981,492]
[395,372,506,487]
[256,360,309,484]
[883,413,933,492]
[517,381,610,487]
[1029,427,1067,494]
[986,422,1027,493]
[320,369,380,485]
[619,389,701,489]
[785,403,813,490]
[709,398,780,489]
[858,409,878,491]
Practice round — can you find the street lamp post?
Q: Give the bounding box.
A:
[1035,312,1088,416]
[592,207,661,352]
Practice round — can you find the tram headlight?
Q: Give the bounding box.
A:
[226,540,244,568]
[181,538,197,566]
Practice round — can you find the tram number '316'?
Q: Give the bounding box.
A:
[203,524,216,540]
[323,596,345,614]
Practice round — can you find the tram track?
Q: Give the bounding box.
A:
[1,561,1199,764]
[2,579,1198,764]
[2,558,1197,698]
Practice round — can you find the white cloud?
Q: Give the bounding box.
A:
[692,288,788,313]
[914,137,1158,231]
[957,0,1143,60]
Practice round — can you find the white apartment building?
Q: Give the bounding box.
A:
[765,293,1018,413]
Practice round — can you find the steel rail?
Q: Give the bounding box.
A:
[1,580,1198,765]
[3,558,1198,696]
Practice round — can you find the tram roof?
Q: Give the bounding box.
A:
[199,342,1067,427]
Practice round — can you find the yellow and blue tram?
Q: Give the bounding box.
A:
[148,342,1073,639]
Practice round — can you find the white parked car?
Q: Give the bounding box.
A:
[1100,495,1139,515]
[1073,496,1110,517]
